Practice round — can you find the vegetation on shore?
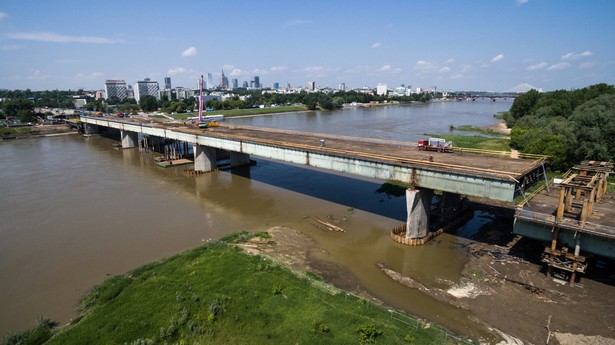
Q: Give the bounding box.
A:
[0,126,31,136]
[427,133,511,152]
[504,83,615,171]
[172,105,307,119]
[6,232,467,345]
[448,124,508,137]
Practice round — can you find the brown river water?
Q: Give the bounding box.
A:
[0,100,512,339]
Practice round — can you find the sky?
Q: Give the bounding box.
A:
[0,0,614,92]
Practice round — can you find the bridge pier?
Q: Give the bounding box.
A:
[405,188,433,239]
[194,145,217,172]
[230,152,251,168]
[84,123,99,135]
[120,130,138,149]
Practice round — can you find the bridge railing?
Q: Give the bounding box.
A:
[515,208,615,239]
[454,147,548,161]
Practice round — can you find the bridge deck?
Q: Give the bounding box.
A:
[131,118,541,182]
[517,185,615,239]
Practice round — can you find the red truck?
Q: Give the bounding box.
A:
[417,137,454,153]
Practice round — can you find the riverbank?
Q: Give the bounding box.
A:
[0,124,77,140]
[34,230,468,345]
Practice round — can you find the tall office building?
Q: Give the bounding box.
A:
[307,81,315,91]
[104,80,128,100]
[232,78,238,89]
[206,73,213,90]
[273,82,280,89]
[219,69,229,89]
[164,77,172,90]
[253,76,260,88]
[133,78,160,102]
[338,83,346,91]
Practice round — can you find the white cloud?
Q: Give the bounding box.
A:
[451,73,463,79]
[181,46,198,57]
[75,72,103,80]
[579,61,594,69]
[516,0,529,5]
[376,64,402,73]
[167,67,191,76]
[0,44,20,50]
[490,54,504,63]
[304,66,324,73]
[547,62,570,71]
[438,66,451,73]
[414,60,438,73]
[561,50,593,61]
[527,62,548,71]
[0,11,7,21]
[371,42,381,49]
[5,31,122,44]
[27,69,49,80]
[270,66,287,72]
[229,68,245,76]
[444,58,455,64]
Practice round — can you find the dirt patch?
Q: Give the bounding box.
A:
[484,120,511,135]
[238,226,371,298]
[237,220,615,345]
[456,206,615,345]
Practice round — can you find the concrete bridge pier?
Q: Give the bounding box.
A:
[230,152,251,168]
[84,123,99,135]
[120,130,138,149]
[194,145,217,172]
[405,188,434,239]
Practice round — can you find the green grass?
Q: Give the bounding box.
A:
[448,125,507,137]
[42,236,467,345]
[429,134,511,151]
[172,105,307,120]
[0,127,31,135]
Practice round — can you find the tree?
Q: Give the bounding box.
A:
[318,94,334,110]
[509,89,540,121]
[569,94,615,162]
[139,95,158,113]
[3,98,35,122]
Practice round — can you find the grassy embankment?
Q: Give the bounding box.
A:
[29,232,465,345]
[0,127,31,136]
[172,105,307,120]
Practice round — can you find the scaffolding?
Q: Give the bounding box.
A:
[543,161,613,285]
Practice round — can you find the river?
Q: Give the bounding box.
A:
[0,99,512,338]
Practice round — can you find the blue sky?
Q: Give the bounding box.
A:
[1,0,614,92]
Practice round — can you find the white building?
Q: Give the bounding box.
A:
[376,83,388,96]
[133,78,160,102]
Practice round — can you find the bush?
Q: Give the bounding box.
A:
[357,323,383,344]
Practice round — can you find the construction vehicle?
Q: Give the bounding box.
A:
[417,137,454,153]
[198,121,219,129]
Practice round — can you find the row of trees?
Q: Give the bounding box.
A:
[506,83,615,170]
[1,88,436,123]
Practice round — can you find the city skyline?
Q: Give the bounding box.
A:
[1,0,614,92]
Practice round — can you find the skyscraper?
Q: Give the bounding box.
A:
[134,78,160,102]
[219,69,229,89]
[164,77,172,90]
[254,76,260,89]
[307,81,315,91]
[232,78,238,89]
[206,73,213,90]
[104,80,128,100]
